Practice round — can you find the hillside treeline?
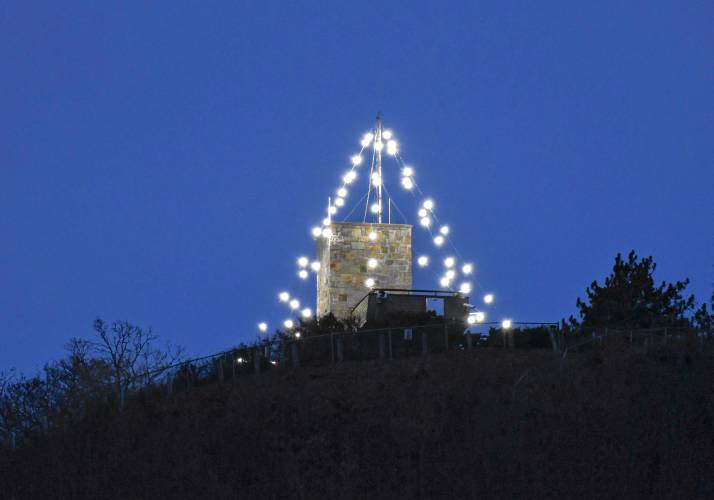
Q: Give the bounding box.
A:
[2,342,714,499]
[0,251,712,498]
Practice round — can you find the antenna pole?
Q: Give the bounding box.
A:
[376,112,383,224]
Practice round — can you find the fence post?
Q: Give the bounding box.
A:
[421,329,428,355]
[291,341,300,368]
[388,329,393,359]
[330,332,335,364]
[466,332,472,350]
[548,327,558,353]
[253,348,261,374]
[378,333,385,360]
[336,335,344,363]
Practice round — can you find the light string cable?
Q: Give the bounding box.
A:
[362,133,377,223]
[261,135,373,333]
[392,152,501,316]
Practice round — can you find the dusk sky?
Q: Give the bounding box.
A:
[2,2,712,374]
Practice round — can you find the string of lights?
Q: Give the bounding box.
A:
[256,118,513,335]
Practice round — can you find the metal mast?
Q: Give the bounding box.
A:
[375,112,383,224]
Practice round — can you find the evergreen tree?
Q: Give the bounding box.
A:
[572,251,696,329]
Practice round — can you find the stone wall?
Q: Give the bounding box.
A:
[316,222,412,320]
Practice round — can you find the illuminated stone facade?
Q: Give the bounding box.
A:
[316,222,412,320]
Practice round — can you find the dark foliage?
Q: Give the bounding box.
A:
[0,319,181,449]
[572,250,702,329]
[486,325,554,349]
[2,343,713,499]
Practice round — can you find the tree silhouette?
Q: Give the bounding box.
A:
[572,251,696,329]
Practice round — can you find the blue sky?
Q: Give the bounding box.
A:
[2,1,712,373]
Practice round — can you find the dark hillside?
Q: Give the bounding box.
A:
[2,342,714,499]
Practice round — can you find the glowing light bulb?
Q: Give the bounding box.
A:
[423,199,434,211]
[402,166,414,177]
[295,331,301,338]
[335,197,345,207]
[374,140,384,151]
[279,291,290,302]
[337,187,347,197]
[351,154,362,166]
[289,299,300,310]
[475,311,485,322]
[297,256,309,267]
[322,228,333,238]
[386,140,398,155]
[440,277,450,288]
[445,269,456,280]
[283,319,294,329]
[322,217,331,226]
[484,294,494,304]
[365,278,375,288]
[459,282,472,294]
[371,172,382,186]
[367,258,378,269]
[439,225,450,236]
[343,171,357,184]
[433,235,444,246]
[420,217,431,227]
[298,269,308,279]
[312,226,322,237]
[300,308,312,319]
[382,130,393,140]
[236,357,245,364]
[401,177,414,190]
[467,315,476,325]
[444,257,455,268]
[418,208,427,217]
[462,263,473,275]
[417,255,429,267]
[328,205,337,215]
[361,132,374,147]
[368,231,377,241]
[310,261,321,272]
[258,322,268,332]
[371,203,381,214]
[501,319,512,329]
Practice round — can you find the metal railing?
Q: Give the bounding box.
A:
[559,326,712,358]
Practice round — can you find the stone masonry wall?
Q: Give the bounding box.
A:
[316,222,412,320]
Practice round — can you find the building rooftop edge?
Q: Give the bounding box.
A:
[329,221,412,228]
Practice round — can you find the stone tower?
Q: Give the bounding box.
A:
[316,221,412,320]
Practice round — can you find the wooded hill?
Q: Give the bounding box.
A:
[2,340,713,499]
